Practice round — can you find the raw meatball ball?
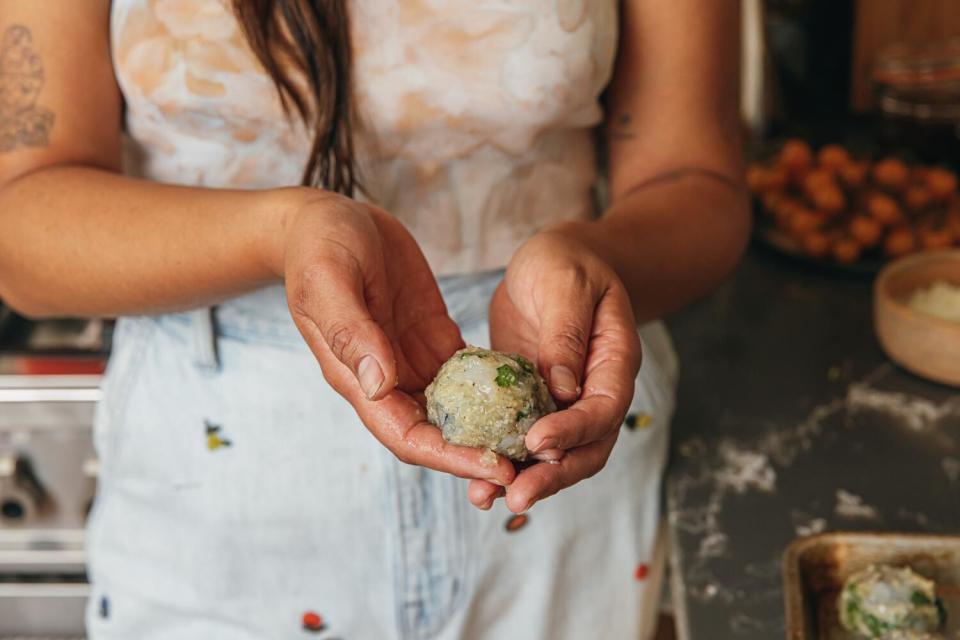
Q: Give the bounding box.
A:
[425,347,557,461]
[839,564,945,639]
[877,632,944,640]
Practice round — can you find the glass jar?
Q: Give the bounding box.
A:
[873,38,960,162]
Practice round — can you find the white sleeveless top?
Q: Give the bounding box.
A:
[110,0,619,275]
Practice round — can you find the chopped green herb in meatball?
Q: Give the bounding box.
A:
[425,346,557,461]
[839,564,946,639]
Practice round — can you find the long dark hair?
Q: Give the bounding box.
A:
[233,0,357,195]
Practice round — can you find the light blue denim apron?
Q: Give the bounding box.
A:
[86,271,677,640]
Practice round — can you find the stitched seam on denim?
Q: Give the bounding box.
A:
[432,475,470,639]
[215,325,304,349]
[100,318,157,476]
[391,460,412,639]
[396,472,471,640]
[401,470,425,638]
[152,311,305,349]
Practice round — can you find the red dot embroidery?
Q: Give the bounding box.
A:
[302,611,325,633]
[634,564,649,581]
[505,514,529,532]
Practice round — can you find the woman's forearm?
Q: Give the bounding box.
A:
[0,165,299,318]
[552,173,751,324]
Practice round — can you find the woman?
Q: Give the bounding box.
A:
[0,1,748,638]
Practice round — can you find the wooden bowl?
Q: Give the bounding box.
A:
[874,249,960,387]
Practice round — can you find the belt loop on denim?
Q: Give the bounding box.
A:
[190,307,221,373]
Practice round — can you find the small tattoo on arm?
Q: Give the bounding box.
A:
[608,112,636,141]
[0,25,55,152]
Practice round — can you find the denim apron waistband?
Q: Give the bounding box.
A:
[184,269,504,371]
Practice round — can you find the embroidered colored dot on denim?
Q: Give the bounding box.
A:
[625,412,653,431]
[504,514,529,532]
[301,611,326,633]
[634,564,649,581]
[87,269,679,639]
[204,419,232,450]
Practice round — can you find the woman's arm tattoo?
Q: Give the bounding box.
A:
[0,24,55,152]
[607,113,636,141]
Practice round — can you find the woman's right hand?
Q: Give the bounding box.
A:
[267,189,516,486]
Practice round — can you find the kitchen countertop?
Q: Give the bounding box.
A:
[664,245,960,639]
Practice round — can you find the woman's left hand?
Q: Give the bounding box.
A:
[468,224,642,513]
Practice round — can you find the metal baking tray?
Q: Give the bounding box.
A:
[784,532,960,639]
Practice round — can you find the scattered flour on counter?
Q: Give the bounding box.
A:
[835,489,880,520]
[669,398,850,605]
[795,517,828,537]
[669,403,848,607]
[715,444,777,494]
[729,613,769,634]
[847,383,960,431]
[943,457,960,484]
[758,398,846,467]
[897,507,933,529]
[791,509,830,537]
[670,364,957,614]
[698,532,728,559]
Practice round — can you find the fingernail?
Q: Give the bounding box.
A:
[487,478,507,487]
[550,365,579,397]
[533,449,565,463]
[358,355,384,400]
[480,488,504,510]
[530,437,557,453]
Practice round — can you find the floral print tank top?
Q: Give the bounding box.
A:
[110,0,619,275]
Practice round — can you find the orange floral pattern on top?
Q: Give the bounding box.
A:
[111,0,618,275]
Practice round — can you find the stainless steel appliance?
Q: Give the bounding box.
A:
[0,373,101,638]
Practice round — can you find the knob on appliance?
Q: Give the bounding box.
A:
[82,457,100,518]
[0,454,47,524]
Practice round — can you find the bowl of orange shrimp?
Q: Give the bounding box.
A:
[748,138,960,272]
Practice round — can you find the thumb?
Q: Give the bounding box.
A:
[536,292,595,402]
[293,263,397,401]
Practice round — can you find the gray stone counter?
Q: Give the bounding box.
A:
[664,246,960,639]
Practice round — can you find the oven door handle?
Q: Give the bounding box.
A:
[0,582,89,598]
[0,382,101,404]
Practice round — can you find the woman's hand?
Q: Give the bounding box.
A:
[271,189,516,486]
[468,224,642,512]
